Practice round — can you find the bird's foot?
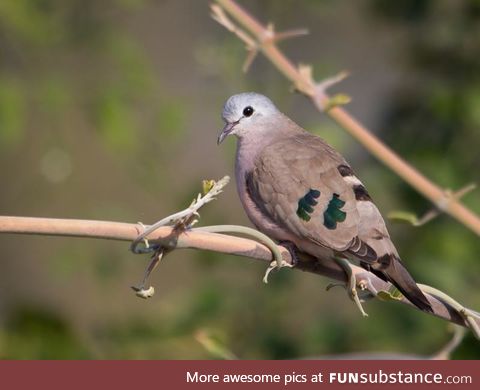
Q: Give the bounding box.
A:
[262,241,298,284]
[330,257,369,317]
[278,241,300,266]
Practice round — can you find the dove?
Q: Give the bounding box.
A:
[217,92,432,313]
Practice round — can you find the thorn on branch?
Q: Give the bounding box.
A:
[274,27,309,43]
[294,64,316,96]
[210,4,256,47]
[316,71,351,111]
[211,4,308,73]
[436,183,477,213]
[292,67,351,108]
[211,4,258,72]
[262,22,309,45]
[389,183,476,227]
[242,48,259,73]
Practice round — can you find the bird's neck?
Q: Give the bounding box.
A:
[235,137,264,172]
[235,113,301,188]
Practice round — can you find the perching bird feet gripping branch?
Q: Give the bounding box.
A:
[328,257,369,318]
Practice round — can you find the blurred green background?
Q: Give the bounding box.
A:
[0,0,479,359]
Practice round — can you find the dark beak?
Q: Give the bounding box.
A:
[217,121,238,145]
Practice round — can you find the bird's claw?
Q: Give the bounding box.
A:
[349,284,369,318]
[332,257,369,317]
[278,241,300,266]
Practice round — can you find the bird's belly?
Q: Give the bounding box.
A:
[239,184,293,241]
[294,238,336,261]
[237,174,334,261]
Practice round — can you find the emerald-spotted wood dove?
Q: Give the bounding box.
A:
[217,92,432,312]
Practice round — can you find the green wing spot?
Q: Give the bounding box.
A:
[323,212,336,229]
[329,196,345,209]
[330,207,346,222]
[296,189,320,221]
[323,193,347,230]
[298,198,314,213]
[297,208,311,222]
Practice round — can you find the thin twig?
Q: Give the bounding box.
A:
[196,225,286,270]
[430,326,466,360]
[130,176,230,254]
[389,183,477,227]
[212,0,480,236]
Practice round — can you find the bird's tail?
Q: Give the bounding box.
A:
[372,256,433,313]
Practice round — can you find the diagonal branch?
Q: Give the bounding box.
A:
[1,214,479,338]
[212,0,480,236]
[389,183,477,227]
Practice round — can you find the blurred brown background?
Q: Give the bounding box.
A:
[0,0,479,359]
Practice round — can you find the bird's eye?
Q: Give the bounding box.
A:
[243,106,254,117]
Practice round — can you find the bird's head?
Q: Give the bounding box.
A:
[217,92,279,144]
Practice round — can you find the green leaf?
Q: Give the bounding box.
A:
[388,210,419,225]
[377,287,404,302]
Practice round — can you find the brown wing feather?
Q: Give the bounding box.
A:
[250,132,359,251]
[249,131,432,312]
